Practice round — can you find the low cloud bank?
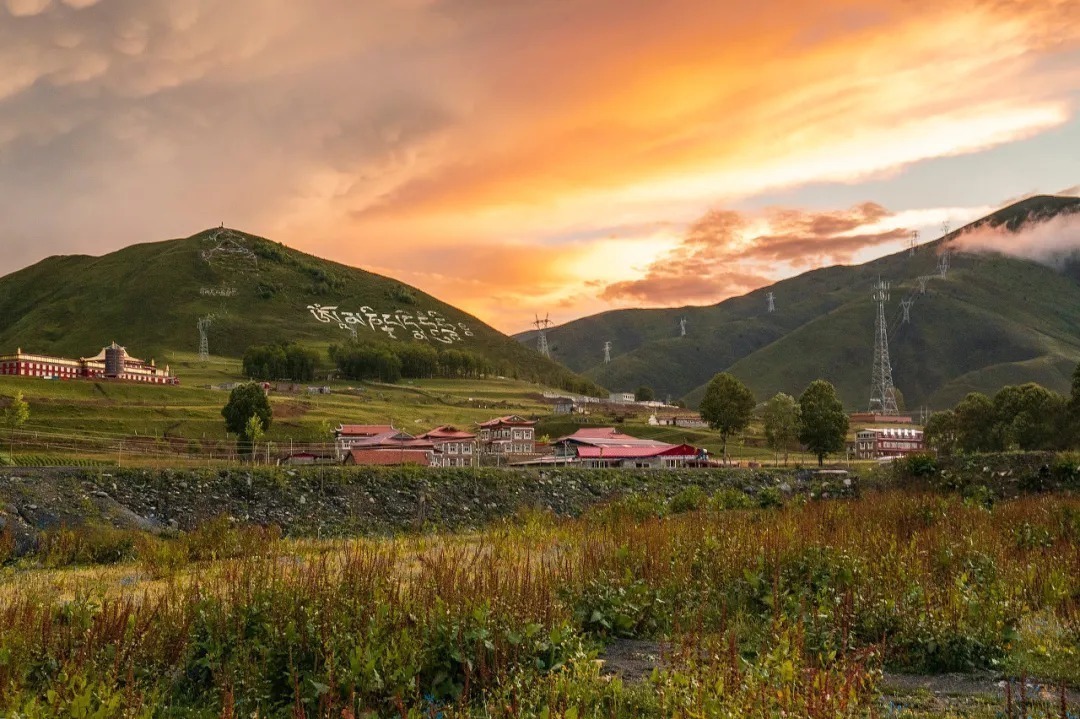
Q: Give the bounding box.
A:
[951,210,1080,266]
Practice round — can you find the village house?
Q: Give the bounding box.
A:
[854,427,924,460]
[476,415,537,458]
[550,427,704,469]
[334,424,437,465]
[416,426,477,467]
[0,343,178,385]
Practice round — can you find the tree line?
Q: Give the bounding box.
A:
[241,340,603,397]
[242,343,322,382]
[699,372,849,466]
[924,365,1080,454]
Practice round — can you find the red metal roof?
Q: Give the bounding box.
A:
[576,443,699,459]
[477,415,535,428]
[553,427,671,448]
[419,425,477,440]
[337,424,397,437]
[347,449,432,466]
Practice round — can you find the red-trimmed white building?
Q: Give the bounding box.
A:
[550,427,705,469]
[855,427,924,460]
[417,426,477,467]
[476,415,536,457]
[0,344,178,385]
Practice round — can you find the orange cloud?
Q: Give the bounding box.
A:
[2,0,1080,334]
[602,203,910,305]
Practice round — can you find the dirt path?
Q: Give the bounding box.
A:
[597,639,1079,714]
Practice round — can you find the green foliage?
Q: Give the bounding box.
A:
[707,487,754,510]
[3,391,29,456]
[953,392,997,452]
[221,383,273,453]
[330,342,403,383]
[668,485,705,513]
[242,342,320,381]
[756,486,785,508]
[900,452,938,478]
[991,382,1069,450]
[762,392,799,462]
[797,380,848,466]
[923,409,958,454]
[633,385,654,402]
[698,372,755,461]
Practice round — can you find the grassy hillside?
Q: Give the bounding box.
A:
[0,229,603,394]
[521,196,1080,408]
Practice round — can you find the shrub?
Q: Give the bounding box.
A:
[669,486,705,513]
[757,486,785,509]
[901,452,938,478]
[707,487,754,510]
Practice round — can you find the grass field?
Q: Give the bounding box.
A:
[1,489,1076,717]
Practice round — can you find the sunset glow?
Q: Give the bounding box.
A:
[1,0,1079,331]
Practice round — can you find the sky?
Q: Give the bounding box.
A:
[1,0,1079,334]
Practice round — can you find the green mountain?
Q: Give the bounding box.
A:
[0,228,601,392]
[517,195,1080,409]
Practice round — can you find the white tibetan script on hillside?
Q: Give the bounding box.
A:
[307,304,474,344]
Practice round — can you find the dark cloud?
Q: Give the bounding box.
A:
[601,203,908,304]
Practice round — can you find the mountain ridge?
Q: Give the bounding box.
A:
[0,228,602,393]
[517,195,1080,408]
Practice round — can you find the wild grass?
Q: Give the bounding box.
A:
[0,492,1077,717]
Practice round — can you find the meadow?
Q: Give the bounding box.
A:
[1,488,1077,718]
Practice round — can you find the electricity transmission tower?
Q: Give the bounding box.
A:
[533,314,553,358]
[766,292,776,313]
[917,276,929,294]
[603,341,612,364]
[909,230,919,256]
[197,315,215,363]
[941,220,951,237]
[900,298,913,324]
[678,318,687,337]
[938,249,950,279]
[869,279,899,415]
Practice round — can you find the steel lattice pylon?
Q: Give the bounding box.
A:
[869,279,899,415]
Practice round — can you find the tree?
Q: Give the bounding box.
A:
[635,385,655,402]
[222,383,273,456]
[763,392,800,465]
[923,409,958,455]
[991,383,1068,451]
[699,373,755,464]
[245,414,266,464]
[797,380,849,466]
[953,392,997,452]
[3,392,29,458]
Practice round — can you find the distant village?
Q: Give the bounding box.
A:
[1,343,925,467]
